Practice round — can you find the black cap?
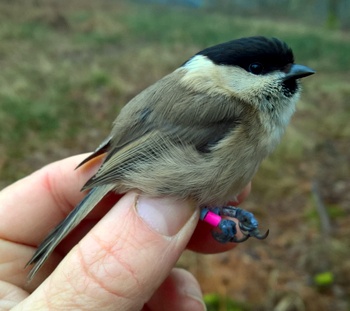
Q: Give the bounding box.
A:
[187,36,294,75]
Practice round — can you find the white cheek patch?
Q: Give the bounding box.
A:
[219,66,283,99]
[180,55,230,96]
[181,56,299,117]
[185,60,279,103]
[183,55,214,71]
[181,55,270,99]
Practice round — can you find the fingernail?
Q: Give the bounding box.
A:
[184,285,207,311]
[136,196,196,236]
[181,297,207,311]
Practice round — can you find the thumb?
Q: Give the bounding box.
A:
[17,192,199,310]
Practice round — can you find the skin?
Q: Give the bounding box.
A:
[0,154,250,311]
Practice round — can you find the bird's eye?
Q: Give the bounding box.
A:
[248,63,264,75]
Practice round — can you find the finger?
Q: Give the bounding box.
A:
[54,183,251,258]
[0,154,102,245]
[187,182,252,253]
[59,183,252,256]
[18,192,199,310]
[0,281,29,309]
[144,268,205,311]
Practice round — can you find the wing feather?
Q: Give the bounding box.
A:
[82,69,243,190]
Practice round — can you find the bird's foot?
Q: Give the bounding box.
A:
[200,206,269,243]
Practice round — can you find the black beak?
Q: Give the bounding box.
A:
[283,64,315,81]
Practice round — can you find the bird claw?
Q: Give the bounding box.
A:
[200,206,268,244]
[233,228,269,243]
[248,228,270,240]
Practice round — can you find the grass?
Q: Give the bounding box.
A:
[0,0,349,309]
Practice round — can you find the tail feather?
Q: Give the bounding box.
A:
[27,185,113,281]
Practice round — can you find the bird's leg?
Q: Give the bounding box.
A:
[200,206,269,243]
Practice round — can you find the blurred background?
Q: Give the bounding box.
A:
[0,0,349,310]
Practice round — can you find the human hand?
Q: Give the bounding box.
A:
[0,154,250,310]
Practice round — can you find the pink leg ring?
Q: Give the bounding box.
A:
[203,211,221,227]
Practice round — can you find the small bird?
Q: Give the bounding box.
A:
[27,36,314,280]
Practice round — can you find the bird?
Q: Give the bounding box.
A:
[26,36,315,280]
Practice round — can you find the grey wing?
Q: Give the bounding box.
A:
[82,72,242,189]
[82,114,241,190]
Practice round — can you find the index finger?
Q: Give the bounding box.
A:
[0,154,99,245]
[187,183,251,253]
